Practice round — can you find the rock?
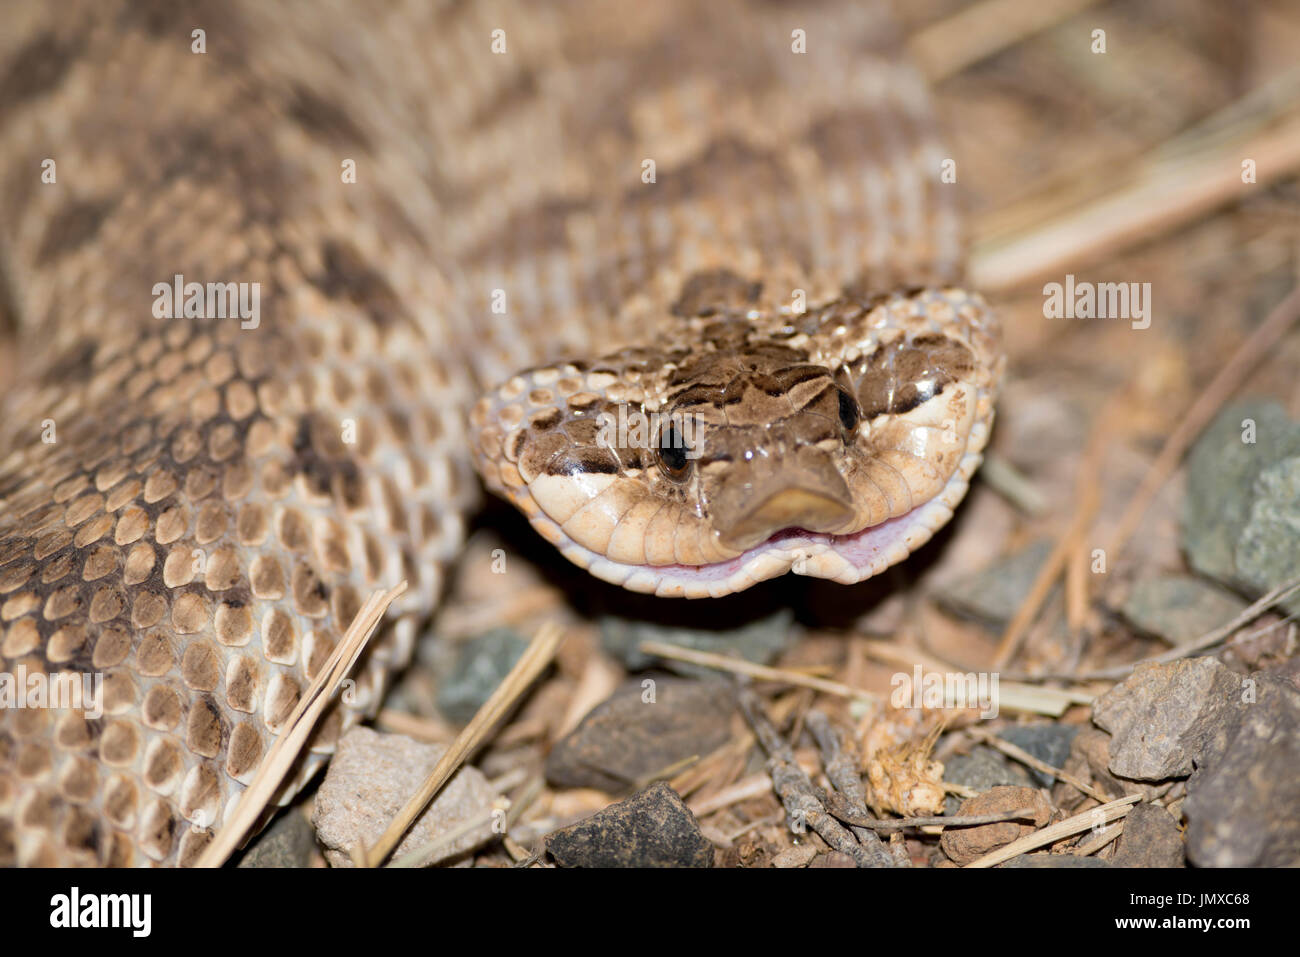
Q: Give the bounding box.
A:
[1183,400,1300,605]
[312,727,498,867]
[1092,658,1246,781]
[999,724,1079,787]
[1002,853,1110,868]
[771,844,819,868]
[237,807,319,868]
[942,746,1032,814]
[1112,803,1185,868]
[1184,673,1300,867]
[436,628,529,725]
[938,540,1054,628]
[1237,457,1300,615]
[1121,575,1248,645]
[545,782,714,867]
[599,609,793,675]
[1051,728,1166,809]
[545,678,737,792]
[940,786,1053,866]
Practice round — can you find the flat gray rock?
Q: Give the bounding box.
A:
[1237,456,1300,616]
[1121,575,1248,646]
[1183,400,1300,599]
[546,677,737,792]
[312,727,499,867]
[436,627,529,725]
[938,540,1054,628]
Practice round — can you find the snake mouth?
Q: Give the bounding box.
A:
[535,430,988,598]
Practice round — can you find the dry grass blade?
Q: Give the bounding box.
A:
[196,581,408,868]
[969,727,1109,803]
[908,0,1103,82]
[363,620,565,867]
[993,396,1118,669]
[639,639,876,702]
[971,111,1300,291]
[964,794,1142,868]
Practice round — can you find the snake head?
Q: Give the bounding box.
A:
[472,287,1003,597]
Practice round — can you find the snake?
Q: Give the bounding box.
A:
[0,0,1002,866]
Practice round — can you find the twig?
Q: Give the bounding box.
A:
[196,581,407,868]
[823,800,1040,832]
[806,711,897,867]
[738,689,879,867]
[964,794,1142,868]
[363,621,565,866]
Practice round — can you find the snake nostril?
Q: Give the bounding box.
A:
[837,388,860,436]
[657,425,692,481]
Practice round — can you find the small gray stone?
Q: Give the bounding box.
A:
[999,724,1079,787]
[938,540,1054,628]
[436,628,529,725]
[546,782,714,867]
[1236,457,1300,616]
[600,609,793,675]
[546,678,737,792]
[1121,575,1248,645]
[1112,803,1185,868]
[1183,400,1300,590]
[1184,674,1300,867]
[313,727,499,867]
[1093,658,1245,781]
[943,746,1032,814]
[237,807,319,868]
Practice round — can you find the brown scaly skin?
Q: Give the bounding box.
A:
[0,0,999,865]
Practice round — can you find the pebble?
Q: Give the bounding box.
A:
[940,786,1053,866]
[312,727,499,867]
[1183,672,1300,867]
[1121,575,1247,645]
[435,627,529,725]
[1112,803,1185,868]
[545,677,737,792]
[1183,400,1300,612]
[237,806,319,868]
[998,724,1079,787]
[1093,658,1246,781]
[545,782,715,867]
[937,540,1054,628]
[942,746,1032,815]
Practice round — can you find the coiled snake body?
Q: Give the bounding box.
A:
[0,0,1001,866]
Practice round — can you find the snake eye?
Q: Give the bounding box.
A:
[837,388,861,435]
[657,425,692,481]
